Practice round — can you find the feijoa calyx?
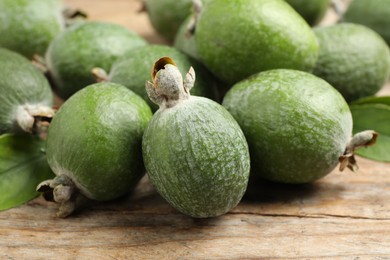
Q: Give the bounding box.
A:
[107,44,218,111]
[0,48,54,134]
[142,57,250,218]
[37,82,152,217]
[45,21,147,99]
[223,69,377,184]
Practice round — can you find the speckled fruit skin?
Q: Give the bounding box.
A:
[46,83,152,201]
[0,0,64,59]
[45,21,147,99]
[143,97,250,218]
[222,69,353,184]
[195,0,319,85]
[313,23,390,103]
[343,0,390,46]
[0,48,53,134]
[144,0,192,41]
[109,45,217,111]
[285,0,330,25]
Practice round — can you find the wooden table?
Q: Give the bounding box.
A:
[2,1,390,258]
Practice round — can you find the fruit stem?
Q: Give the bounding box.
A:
[186,0,203,36]
[331,0,344,21]
[92,67,109,82]
[37,175,90,218]
[146,56,195,108]
[339,130,378,172]
[16,104,55,136]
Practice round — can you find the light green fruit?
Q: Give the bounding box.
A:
[143,57,250,217]
[343,0,390,46]
[108,44,218,111]
[39,82,152,217]
[144,0,192,41]
[223,69,353,184]
[0,0,65,59]
[45,21,147,99]
[0,48,54,134]
[285,0,330,25]
[195,0,319,84]
[313,23,390,102]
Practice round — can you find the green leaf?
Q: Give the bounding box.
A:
[350,103,390,162]
[350,96,390,106]
[0,134,54,211]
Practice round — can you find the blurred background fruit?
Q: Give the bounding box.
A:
[313,23,390,102]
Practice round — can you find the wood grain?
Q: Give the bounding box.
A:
[1,157,390,259]
[1,0,390,259]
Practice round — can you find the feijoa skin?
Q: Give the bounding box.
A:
[223,69,353,184]
[0,0,64,59]
[195,0,319,84]
[45,21,147,99]
[142,58,250,218]
[108,44,218,111]
[0,48,54,134]
[38,82,152,217]
[313,23,390,103]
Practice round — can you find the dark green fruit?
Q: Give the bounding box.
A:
[285,0,330,26]
[108,44,218,111]
[223,69,374,184]
[0,48,54,134]
[194,0,319,84]
[45,21,147,99]
[38,82,152,217]
[313,23,390,102]
[144,0,192,41]
[0,0,64,59]
[142,57,250,217]
[343,0,390,46]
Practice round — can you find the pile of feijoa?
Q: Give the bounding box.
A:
[0,0,388,218]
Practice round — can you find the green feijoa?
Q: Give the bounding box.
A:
[0,48,54,134]
[194,0,319,84]
[0,0,65,59]
[144,0,192,41]
[223,69,375,184]
[143,57,250,218]
[45,21,147,100]
[343,0,390,46]
[313,23,390,102]
[38,82,152,217]
[284,0,330,26]
[108,44,218,111]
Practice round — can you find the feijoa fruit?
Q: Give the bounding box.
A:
[0,0,64,59]
[194,0,319,84]
[45,21,147,99]
[142,57,250,218]
[313,23,390,102]
[223,69,376,184]
[38,82,152,217]
[0,48,54,134]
